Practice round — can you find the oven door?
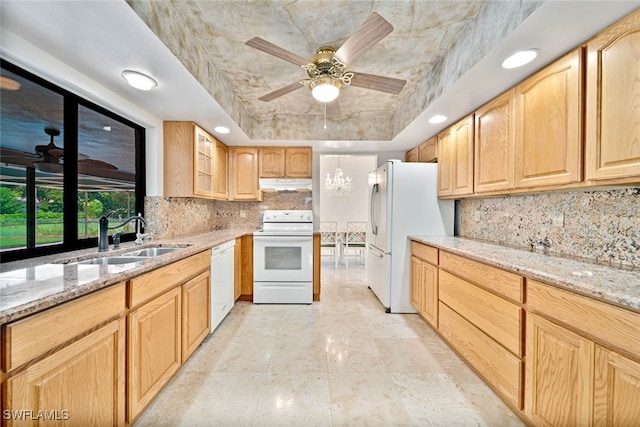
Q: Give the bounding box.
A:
[253,234,313,282]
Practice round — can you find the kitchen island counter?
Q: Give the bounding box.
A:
[410,235,640,312]
[0,228,255,325]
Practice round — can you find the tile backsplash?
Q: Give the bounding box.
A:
[145,192,312,239]
[459,187,640,268]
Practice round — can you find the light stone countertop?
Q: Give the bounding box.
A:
[410,235,640,313]
[0,228,256,325]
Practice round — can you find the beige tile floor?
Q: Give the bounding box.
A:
[135,260,524,426]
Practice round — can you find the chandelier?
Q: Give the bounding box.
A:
[325,157,353,196]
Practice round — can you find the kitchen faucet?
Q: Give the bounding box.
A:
[98,211,148,252]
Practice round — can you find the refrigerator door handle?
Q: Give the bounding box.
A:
[368,244,384,257]
[370,183,379,235]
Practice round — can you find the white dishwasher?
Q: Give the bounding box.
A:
[210,240,235,333]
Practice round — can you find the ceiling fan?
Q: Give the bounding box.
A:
[246,12,407,110]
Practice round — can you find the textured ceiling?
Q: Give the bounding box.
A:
[128,0,535,141]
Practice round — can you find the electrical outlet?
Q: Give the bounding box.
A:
[551,212,564,228]
[240,210,246,218]
[474,210,481,222]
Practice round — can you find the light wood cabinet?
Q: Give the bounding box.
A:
[438,115,474,197]
[409,242,439,327]
[437,127,453,195]
[259,147,312,178]
[405,146,419,162]
[234,238,242,301]
[164,122,220,198]
[526,278,640,427]
[214,140,229,199]
[4,318,126,426]
[182,270,210,362]
[128,286,182,422]
[586,9,640,184]
[515,48,583,189]
[474,89,516,194]
[525,313,594,426]
[418,137,438,162]
[229,147,262,201]
[594,346,640,426]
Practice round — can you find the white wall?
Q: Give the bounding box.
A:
[319,155,377,230]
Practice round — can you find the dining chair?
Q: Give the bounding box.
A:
[320,221,339,269]
[345,221,367,268]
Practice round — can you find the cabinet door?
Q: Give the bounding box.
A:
[193,125,215,197]
[515,49,583,189]
[437,128,453,196]
[418,137,437,163]
[594,346,640,427]
[419,259,438,328]
[410,256,423,313]
[259,147,286,178]
[214,140,228,200]
[451,114,474,196]
[128,287,182,422]
[586,9,640,183]
[234,239,242,300]
[4,319,125,426]
[182,270,210,362]
[229,147,262,201]
[525,313,594,427]
[406,147,419,162]
[285,147,312,178]
[475,89,516,193]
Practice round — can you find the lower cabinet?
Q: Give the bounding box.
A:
[182,270,211,362]
[4,318,126,426]
[410,242,439,327]
[594,346,640,426]
[128,286,182,421]
[525,313,594,426]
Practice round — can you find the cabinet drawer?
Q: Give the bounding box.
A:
[129,251,210,308]
[527,279,640,357]
[439,270,523,356]
[439,251,523,302]
[410,241,438,264]
[3,283,125,371]
[439,302,523,409]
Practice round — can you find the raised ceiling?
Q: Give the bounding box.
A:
[1,1,639,153]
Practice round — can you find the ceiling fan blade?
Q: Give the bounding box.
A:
[326,99,341,116]
[334,12,393,65]
[258,81,304,102]
[350,72,406,95]
[246,37,308,67]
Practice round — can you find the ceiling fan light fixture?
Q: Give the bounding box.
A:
[502,49,539,69]
[121,70,158,90]
[310,77,341,103]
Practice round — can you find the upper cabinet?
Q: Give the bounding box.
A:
[259,147,312,178]
[585,9,640,184]
[419,137,438,163]
[229,147,262,201]
[514,48,584,189]
[474,89,516,194]
[439,114,474,198]
[405,146,419,162]
[164,122,228,200]
[214,140,229,200]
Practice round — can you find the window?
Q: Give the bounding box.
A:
[0,60,145,261]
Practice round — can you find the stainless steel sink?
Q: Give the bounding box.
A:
[76,256,149,265]
[123,247,182,257]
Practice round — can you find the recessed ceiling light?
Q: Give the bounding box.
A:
[428,115,447,124]
[502,49,539,69]
[121,70,158,90]
[214,126,230,134]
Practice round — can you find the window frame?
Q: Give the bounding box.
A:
[0,60,146,262]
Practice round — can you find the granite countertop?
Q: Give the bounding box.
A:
[0,228,256,325]
[410,235,640,313]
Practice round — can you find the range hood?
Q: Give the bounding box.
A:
[259,178,312,192]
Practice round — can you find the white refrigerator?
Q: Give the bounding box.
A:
[367,160,454,313]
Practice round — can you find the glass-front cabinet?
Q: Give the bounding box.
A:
[193,125,214,197]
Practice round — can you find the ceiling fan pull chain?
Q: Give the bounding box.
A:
[324,103,327,130]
